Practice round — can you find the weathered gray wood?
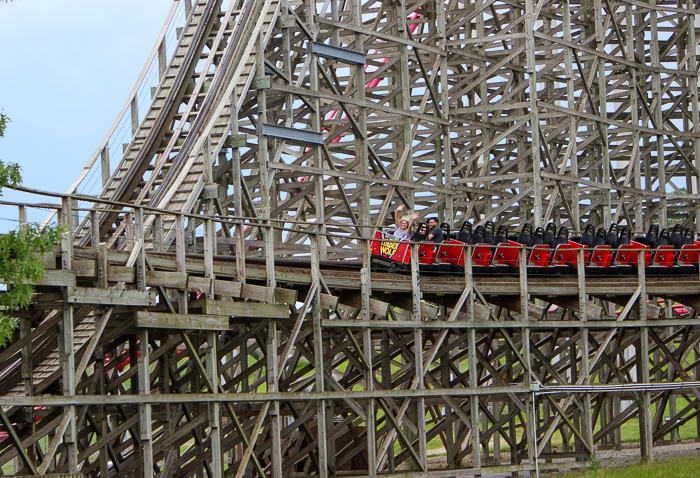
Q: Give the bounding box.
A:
[107,265,135,283]
[202,299,290,319]
[320,293,338,310]
[214,279,242,297]
[11,0,700,475]
[34,270,76,287]
[337,293,389,317]
[241,283,297,304]
[0,407,37,475]
[146,270,188,289]
[67,286,155,306]
[188,275,211,294]
[136,311,231,331]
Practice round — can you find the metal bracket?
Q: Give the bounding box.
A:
[225,134,247,148]
[253,76,272,90]
[259,123,324,145]
[311,42,366,65]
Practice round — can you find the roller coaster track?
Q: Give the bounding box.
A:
[7,0,700,475]
[72,0,281,249]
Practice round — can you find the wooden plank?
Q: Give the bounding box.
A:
[136,311,230,331]
[241,283,297,304]
[108,265,134,283]
[73,260,96,278]
[146,270,188,289]
[35,270,76,287]
[337,293,389,316]
[533,295,603,321]
[34,251,56,270]
[320,293,339,309]
[489,295,545,319]
[241,283,274,302]
[214,279,242,297]
[188,276,211,293]
[202,299,290,319]
[67,286,156,307]
[274,287,297,304]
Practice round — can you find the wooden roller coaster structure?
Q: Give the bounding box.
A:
[3,0,700,476]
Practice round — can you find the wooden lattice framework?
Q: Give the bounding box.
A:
[2,0,700,476]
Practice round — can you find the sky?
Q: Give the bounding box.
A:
[0,0,174,227]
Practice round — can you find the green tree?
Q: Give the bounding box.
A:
[0,113,63,346]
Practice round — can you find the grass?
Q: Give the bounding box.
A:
[557,453,700,477]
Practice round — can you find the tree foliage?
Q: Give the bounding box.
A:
[0,225,63,343]
[0,113,63,346]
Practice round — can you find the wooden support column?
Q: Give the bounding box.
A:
[97,349,109,477]
[563,0,580,228]
[593,0,612,226]
[415,325,428,471]
[524,0,543,226]
[59,198,77,473]
[436,0,453,224]
[637,250,653,461]
[176,214,188,314]
[255,30,276,287]
[20,316,34,470]
[351,0,370,236]
[91,209,100,248]
[688,0,700,229]
[230,88,247,283]
[381,330,395,472]
[17,205,27,231]
[207,330,223,478]
[466,250,481,475]
[139,329,154,478]
[578,248,594,459]
[135,208,146,291]
[306,12,327,259]
[361,236,377,473]
[228,88,246,284]
[520,248,537,473]
[625,6,643,229]
[267,318,282,478]
[649,0,667,229]
[204,217,215,298]
[397,0,413,213]
[311,229,327,478]
[155,214,164,253]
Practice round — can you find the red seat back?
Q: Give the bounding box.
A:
[678,243,700,265]
[417,243,439,264]
[437,239,466,265]
[615,240,652,266]
[492,240,522,266]
[589,245,613,267]
[471,244,493,266]
[528,244,552,267]
[653,245,676,267]
[552,241,590,266]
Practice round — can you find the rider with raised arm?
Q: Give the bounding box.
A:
[393,204,420,241]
